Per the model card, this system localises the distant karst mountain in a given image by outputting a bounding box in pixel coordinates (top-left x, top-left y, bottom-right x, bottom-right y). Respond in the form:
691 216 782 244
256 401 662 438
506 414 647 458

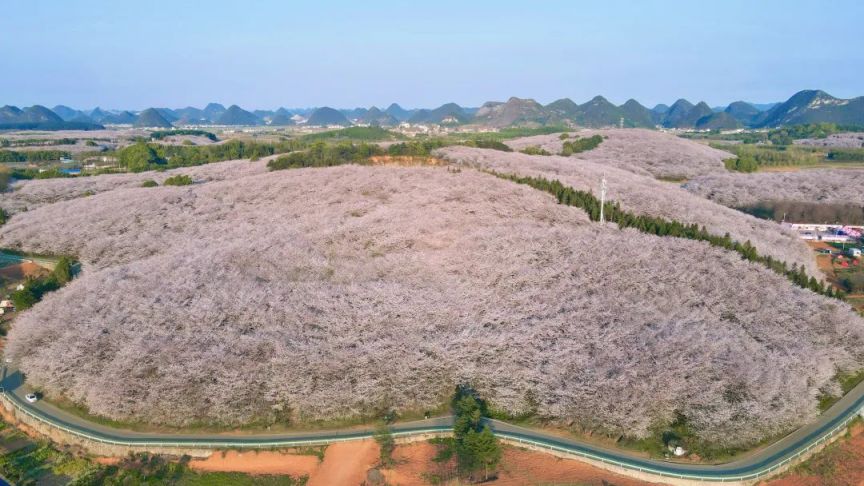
134 108 174 128
88 107 110 122
408 103 468 124
341 107 369 120
5 89 863 133
573 95 625 127
384 103 413 121
357 107 398 126
102 111 137 125
754 90 864 127
0 105 103 130
473 97 548 127
203 103 227 122
545 98 580 122
216 105 261 126
695 111 742 130
52 105 85 121
174 106 209 124
155 108 180 123
307 107 351 126
724 101 762 125
619 99 655 128
268 113 295 126
661 99 696 128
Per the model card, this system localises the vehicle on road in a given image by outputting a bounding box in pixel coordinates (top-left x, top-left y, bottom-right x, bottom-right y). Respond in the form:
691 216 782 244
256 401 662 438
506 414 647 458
25 393 38 403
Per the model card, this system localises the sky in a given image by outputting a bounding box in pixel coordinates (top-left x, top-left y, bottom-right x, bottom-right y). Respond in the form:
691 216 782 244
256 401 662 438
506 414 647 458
2 0 863 110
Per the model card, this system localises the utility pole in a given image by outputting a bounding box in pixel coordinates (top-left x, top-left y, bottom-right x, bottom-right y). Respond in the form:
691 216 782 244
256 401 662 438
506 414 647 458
619 117 624 129
599 176 607 224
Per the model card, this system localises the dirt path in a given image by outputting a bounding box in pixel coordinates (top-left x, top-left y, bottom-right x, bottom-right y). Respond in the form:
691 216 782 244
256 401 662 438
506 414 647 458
307 440 379 486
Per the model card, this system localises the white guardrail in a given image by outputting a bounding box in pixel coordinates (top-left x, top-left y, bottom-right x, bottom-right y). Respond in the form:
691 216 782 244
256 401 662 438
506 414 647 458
2 388 862 483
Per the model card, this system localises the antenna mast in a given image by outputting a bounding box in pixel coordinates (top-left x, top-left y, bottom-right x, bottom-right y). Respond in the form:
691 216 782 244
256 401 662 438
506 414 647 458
599 176 607 224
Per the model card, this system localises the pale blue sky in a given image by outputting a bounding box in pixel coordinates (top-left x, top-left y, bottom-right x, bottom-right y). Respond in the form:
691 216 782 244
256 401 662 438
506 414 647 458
2 0 862 110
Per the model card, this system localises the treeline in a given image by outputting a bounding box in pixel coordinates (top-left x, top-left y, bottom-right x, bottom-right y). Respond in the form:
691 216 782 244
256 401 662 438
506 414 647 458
300 126 401 142
828 149 864 162
117 140 302 172
493 172 842 299
767 123 863 145
267 138 513 172
8 167 72 180
0 150 71 162
472 126 568 141
1 138 77 148
267 141 382 170
717 144 821 171
11 256 75 310
737 201 864 226
560 135 603 155
149 129 218 142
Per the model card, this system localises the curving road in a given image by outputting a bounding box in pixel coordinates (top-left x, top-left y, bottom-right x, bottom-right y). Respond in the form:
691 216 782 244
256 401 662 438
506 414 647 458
2 365 864 483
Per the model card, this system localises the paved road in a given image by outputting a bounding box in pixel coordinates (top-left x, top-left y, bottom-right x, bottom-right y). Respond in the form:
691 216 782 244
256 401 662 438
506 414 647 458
2 364 864 482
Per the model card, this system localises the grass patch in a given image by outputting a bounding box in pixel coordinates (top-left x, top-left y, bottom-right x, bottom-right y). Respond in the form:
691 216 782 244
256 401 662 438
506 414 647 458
43 392 448 434
292 445 327 463
818 369 864 412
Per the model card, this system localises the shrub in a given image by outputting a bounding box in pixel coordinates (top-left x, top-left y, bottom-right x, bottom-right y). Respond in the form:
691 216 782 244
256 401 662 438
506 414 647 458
374 425 396 467
163 175 193 186
519 145 551 156
559 135 603 155
140 180 159 188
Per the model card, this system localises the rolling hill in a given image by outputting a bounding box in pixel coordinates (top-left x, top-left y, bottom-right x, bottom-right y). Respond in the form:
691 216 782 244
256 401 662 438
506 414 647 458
2 160 859 447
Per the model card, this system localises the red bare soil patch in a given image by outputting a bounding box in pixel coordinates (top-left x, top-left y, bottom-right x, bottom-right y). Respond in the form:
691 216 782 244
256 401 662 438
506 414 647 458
762 423 864 486
0 262 49 285
93 456 122 466
307 440 379 486
188 450 319 476
382 442 659 486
